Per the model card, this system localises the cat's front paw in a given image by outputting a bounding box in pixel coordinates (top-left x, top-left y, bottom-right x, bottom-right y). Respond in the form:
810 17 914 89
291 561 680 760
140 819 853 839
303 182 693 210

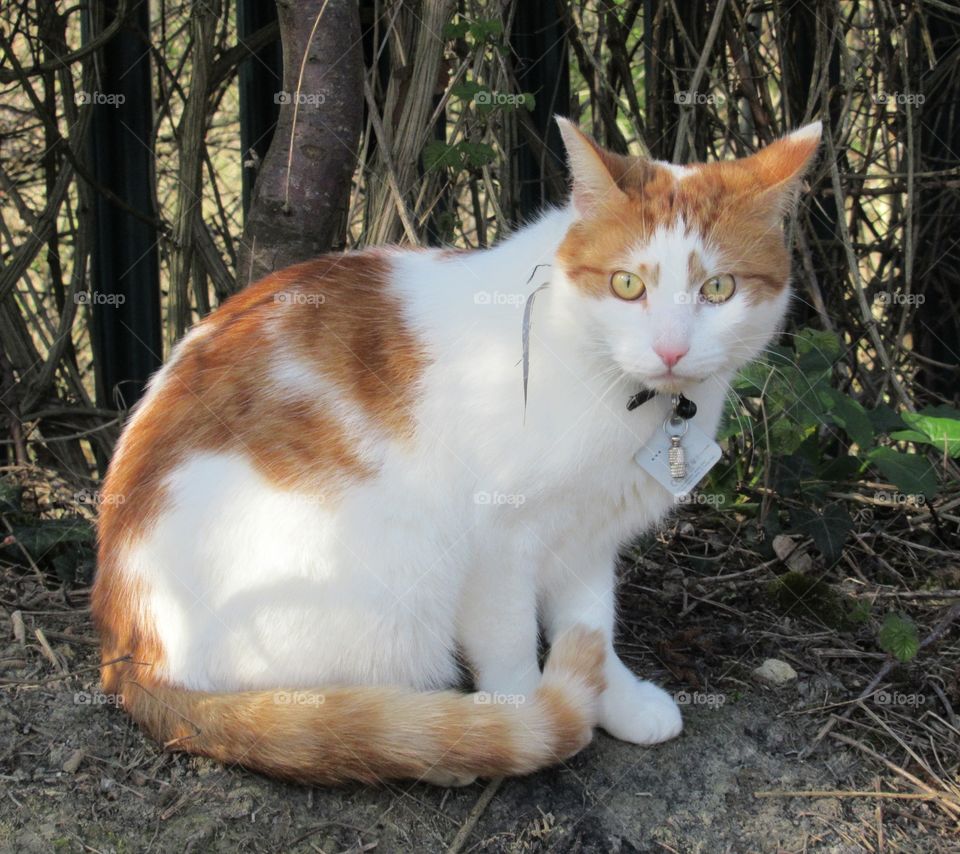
600 676 683 745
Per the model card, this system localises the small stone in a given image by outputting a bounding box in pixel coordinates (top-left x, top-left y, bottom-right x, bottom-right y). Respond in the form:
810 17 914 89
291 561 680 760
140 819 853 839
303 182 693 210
753 658 798 685
62 748 84 774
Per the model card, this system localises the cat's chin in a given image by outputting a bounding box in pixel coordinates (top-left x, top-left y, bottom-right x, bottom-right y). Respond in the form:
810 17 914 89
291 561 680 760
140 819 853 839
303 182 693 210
628 372 703 396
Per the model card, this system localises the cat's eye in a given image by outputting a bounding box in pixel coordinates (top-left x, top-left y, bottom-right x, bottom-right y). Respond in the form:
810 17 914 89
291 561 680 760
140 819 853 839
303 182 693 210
700 274 736 304
610 270 646 301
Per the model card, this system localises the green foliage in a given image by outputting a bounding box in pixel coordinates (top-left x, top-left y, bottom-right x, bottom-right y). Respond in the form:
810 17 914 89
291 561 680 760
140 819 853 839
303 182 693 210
768 572 862 629
0 476 95 586
878 613 920 662
423 139 497 173
706 326 958 563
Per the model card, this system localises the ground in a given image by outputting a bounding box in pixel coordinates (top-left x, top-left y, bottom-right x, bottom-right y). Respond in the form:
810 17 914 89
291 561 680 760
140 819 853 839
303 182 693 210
1 467 958 852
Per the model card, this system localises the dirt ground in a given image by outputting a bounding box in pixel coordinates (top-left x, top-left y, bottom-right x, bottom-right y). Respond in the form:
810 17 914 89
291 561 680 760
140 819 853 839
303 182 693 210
0 612 951 853
1 469 958 853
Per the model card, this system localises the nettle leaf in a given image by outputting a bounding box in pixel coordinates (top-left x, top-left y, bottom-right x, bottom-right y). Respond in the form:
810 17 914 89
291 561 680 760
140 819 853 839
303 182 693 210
790 503 853 563
422 140 496 173
733 361 773 396
822 388 874 447
451 80 482 100
795 328 841 374
468 19 504 42
443 19 471 39
770 418 814 455
901 411 960 458
867 446 938 498
878 613 920 662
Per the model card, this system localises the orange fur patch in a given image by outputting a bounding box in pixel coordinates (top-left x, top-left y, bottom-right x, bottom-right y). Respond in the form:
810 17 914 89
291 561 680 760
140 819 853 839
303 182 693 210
558 131 819 301
93 250 427 715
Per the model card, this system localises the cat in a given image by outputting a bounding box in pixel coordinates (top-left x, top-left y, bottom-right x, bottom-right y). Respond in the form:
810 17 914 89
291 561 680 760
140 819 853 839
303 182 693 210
92 117 821 786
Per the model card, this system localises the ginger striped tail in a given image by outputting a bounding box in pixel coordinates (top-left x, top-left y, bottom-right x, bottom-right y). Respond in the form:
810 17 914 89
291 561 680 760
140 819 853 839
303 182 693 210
109 626 606 786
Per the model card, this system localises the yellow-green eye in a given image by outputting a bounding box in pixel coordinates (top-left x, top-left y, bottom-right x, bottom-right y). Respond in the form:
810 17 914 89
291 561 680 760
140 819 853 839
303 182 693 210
700 274 736 304
611 270 646 301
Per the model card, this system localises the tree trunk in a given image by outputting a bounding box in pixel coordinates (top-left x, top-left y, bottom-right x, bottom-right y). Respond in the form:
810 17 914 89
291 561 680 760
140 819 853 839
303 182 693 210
236 0 363 287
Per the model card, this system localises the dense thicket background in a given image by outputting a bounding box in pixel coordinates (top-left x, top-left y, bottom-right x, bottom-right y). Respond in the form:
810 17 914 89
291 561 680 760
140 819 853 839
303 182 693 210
1 1 960 847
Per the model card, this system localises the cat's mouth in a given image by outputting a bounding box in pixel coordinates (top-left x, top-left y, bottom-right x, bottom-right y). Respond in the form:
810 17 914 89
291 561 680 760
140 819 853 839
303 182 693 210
636 370 702 394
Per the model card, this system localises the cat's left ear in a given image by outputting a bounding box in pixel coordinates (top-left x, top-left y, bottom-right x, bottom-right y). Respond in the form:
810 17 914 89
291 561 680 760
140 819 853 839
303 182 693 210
741 121 823 216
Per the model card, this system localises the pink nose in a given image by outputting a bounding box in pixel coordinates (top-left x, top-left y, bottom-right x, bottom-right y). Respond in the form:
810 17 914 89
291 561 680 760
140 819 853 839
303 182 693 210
654 344 689 369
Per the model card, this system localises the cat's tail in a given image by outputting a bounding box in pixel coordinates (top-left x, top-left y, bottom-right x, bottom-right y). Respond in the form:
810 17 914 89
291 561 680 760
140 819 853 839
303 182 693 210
109 626 606 786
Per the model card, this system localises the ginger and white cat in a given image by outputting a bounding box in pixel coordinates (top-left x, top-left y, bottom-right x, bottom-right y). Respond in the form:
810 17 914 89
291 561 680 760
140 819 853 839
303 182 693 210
92 118 821 785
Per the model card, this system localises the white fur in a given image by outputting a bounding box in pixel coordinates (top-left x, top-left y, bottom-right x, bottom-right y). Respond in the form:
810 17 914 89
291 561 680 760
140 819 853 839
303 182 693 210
120 197 791 745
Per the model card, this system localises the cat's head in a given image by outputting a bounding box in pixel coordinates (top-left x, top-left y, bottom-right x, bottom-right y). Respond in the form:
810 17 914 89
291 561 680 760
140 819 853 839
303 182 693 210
554 118 821 393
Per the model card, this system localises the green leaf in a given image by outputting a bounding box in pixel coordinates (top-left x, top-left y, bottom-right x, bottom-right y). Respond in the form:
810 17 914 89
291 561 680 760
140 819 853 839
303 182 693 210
442 19 470 39
867 446 938 498
733 361 774 396
451 80 482 99
878 613 920 662
520 91 536 112
794 328 841 374
0 477 21 514
422 140 496 173
867 403 907 434
901 411 960 458
822 388 874 447
3 518 94 556
468 19 504 41
790 504 852 563
889 429 933 444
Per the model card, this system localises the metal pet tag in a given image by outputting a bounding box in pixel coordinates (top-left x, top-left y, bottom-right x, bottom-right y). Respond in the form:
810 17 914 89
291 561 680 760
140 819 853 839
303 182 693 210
634 417 722 498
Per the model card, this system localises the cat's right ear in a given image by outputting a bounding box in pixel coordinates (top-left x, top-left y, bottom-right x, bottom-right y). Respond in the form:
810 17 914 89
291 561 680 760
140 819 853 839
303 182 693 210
556 116 627 216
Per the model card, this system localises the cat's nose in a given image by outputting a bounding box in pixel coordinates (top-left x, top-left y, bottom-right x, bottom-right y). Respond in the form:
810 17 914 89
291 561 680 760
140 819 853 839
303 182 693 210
654 343 689 369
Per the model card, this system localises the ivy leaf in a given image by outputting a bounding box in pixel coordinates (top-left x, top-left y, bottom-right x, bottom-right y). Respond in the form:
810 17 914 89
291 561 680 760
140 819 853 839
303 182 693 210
2 518 94 554
878 613 920 662
866 446 938 498
790 503 853 563
822 388 874 447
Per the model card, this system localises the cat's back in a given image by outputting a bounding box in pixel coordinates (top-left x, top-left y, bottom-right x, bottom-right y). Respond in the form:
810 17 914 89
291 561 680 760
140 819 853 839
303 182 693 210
98 248 436 550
